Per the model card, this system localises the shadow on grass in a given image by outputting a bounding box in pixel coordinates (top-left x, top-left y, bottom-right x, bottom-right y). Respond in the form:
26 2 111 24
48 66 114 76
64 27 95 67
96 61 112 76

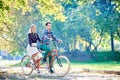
30 74 64 80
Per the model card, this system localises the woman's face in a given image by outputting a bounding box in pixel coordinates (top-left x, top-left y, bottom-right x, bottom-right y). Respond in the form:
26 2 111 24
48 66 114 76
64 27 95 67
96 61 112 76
31 25 36 33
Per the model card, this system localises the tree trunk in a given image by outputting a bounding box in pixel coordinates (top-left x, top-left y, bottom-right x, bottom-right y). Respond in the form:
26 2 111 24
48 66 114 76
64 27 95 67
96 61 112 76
65 43 70 53
110 26 114 52
73 34 77 51
91 29 104 52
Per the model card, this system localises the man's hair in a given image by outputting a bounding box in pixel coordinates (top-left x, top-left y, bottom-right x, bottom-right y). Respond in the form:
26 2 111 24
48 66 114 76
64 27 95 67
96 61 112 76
45 22 51 26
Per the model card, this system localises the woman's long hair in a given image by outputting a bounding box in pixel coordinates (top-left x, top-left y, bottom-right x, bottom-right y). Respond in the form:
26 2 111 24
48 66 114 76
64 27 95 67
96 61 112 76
28 24 36 34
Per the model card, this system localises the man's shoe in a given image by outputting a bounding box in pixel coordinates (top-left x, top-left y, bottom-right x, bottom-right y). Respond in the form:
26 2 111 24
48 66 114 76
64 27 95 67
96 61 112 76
49 68 54 74
43 58 47 62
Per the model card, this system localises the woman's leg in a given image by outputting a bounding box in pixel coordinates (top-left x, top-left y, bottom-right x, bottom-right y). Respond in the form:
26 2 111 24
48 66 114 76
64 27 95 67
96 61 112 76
31 52 38 61
31 52 40 67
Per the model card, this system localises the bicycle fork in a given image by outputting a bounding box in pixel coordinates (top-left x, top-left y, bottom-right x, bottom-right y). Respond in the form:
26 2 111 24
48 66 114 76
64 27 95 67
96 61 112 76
56 57 63 67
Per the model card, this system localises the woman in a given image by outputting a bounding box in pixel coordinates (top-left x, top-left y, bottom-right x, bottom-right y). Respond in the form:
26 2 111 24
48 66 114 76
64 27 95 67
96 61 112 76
26 24 43 67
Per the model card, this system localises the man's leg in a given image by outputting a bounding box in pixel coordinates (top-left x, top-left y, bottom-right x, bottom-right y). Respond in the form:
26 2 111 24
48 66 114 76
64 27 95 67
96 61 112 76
40 44 54 73
40 44 51 62
49 55 54 67
48 55 54 73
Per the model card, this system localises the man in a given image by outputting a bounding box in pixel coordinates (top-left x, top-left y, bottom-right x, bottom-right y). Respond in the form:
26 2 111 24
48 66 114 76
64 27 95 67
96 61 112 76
40 22 62 73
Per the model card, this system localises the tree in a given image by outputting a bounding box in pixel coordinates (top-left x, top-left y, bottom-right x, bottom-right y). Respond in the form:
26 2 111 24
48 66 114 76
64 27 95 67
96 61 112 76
93 0 120 51
0 0 67 54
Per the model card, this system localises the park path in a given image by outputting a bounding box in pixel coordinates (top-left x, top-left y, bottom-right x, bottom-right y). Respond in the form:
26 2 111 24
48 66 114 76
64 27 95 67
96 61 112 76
0 60 120 80
0 67 120 80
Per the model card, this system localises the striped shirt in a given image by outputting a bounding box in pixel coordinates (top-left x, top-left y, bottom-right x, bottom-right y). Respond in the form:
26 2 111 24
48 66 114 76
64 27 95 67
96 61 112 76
41 29 59 45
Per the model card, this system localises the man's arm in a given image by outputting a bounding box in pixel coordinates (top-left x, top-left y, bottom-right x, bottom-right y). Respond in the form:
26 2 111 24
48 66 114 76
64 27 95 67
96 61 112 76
51 31 62 43
42 30 49 39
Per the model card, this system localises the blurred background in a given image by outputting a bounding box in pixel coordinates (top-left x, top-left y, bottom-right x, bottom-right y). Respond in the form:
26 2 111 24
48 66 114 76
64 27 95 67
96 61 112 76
0 0 120 63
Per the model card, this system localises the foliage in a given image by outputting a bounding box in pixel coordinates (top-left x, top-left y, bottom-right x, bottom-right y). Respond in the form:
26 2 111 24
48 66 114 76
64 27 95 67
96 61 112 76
0 0 120 55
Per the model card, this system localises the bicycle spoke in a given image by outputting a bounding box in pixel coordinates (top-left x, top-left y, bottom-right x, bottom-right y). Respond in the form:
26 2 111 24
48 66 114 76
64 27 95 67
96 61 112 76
53 56 70 77
21 55 33 75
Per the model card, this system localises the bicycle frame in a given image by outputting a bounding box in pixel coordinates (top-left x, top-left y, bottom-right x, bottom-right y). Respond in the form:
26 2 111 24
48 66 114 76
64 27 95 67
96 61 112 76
33 40 62 69
52 40 63 67
21 39 70 77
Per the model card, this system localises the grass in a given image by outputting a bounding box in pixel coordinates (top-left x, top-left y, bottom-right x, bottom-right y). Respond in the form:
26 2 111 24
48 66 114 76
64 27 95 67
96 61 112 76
10 62 21 66
71 61 120 71
5 51 120 71
92 51 120 61
9 60 120 71
67 51 120 71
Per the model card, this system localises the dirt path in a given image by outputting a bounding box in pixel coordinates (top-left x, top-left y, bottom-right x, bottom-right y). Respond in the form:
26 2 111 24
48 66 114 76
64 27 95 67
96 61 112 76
0 60 120 80
0 67 120 80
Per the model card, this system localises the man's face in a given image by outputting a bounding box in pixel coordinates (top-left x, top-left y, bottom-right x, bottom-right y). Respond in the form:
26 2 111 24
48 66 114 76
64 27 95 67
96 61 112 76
46 23 51 30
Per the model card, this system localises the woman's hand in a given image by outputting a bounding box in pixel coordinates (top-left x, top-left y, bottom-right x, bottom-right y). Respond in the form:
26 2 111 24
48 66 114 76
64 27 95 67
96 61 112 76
32 43 37 47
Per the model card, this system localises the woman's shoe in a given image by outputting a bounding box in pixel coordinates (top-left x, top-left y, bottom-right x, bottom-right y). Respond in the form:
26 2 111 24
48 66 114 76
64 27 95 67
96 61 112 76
41 58 47 64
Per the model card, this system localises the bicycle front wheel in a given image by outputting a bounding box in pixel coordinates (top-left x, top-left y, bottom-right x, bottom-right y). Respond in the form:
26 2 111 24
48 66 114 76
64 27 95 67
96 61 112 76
21 55 33 75
53 56 70 77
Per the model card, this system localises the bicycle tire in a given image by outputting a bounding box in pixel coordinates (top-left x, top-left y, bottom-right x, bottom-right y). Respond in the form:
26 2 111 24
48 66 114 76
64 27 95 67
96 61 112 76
53 56 70 77
21 55 33 75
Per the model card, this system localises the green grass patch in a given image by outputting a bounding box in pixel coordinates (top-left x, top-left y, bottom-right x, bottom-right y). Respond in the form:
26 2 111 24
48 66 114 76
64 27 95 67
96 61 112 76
7 51 120 71
8 60 120 71
10 62 21 66
71 61 120 71
91 51 120 61
70 51 120 71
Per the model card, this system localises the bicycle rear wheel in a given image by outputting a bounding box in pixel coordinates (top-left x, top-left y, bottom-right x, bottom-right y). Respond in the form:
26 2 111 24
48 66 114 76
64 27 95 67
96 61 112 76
53 56 70 77
21 55 33 75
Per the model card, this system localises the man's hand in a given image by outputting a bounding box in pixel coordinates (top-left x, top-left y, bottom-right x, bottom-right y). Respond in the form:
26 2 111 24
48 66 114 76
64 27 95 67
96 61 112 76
58 39 63 43
47 37 53 41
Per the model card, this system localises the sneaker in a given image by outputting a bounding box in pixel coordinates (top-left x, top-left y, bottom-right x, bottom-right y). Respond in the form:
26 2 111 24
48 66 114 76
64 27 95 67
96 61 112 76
37 69 40 73
43 58 47 62
42 58 47 64
49 68 54 74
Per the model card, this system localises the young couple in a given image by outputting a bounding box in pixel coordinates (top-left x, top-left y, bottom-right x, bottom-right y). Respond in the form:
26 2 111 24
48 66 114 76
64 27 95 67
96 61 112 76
26 22 62 74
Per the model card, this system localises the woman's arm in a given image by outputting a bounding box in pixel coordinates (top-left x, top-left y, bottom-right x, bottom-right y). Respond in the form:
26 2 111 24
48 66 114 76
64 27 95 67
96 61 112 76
28 33 32 46
37 33 42 43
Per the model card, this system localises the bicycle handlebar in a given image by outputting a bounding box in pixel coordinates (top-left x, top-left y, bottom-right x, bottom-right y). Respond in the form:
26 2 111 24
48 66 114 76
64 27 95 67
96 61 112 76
32 37 62 50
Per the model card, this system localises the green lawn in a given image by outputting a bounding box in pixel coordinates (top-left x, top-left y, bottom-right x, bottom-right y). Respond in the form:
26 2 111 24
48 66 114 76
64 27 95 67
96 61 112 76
7 51 120 71
68 51 120 71
71 61 120 71
7 60 120 71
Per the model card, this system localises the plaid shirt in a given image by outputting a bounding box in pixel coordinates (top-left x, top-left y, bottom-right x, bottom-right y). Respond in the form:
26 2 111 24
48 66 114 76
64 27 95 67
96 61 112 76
41 29 59 45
